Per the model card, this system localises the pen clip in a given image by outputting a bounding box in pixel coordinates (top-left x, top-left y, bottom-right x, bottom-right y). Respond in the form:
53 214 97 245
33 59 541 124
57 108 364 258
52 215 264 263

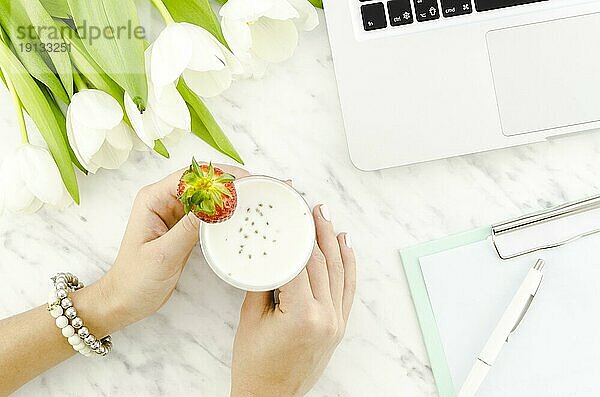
507 261 545 342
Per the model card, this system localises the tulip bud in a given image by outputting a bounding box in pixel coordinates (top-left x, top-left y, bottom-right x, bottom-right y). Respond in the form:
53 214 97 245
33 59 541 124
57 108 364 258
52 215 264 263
66 89 134 174
219 0 319 78
0 144 72 215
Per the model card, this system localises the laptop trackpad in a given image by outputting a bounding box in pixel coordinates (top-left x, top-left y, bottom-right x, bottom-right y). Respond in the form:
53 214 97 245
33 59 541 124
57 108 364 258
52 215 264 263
487 13 600 137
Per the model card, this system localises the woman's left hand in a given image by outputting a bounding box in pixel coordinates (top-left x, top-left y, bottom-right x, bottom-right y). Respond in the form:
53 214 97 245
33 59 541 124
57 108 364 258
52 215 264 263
100 164 250 331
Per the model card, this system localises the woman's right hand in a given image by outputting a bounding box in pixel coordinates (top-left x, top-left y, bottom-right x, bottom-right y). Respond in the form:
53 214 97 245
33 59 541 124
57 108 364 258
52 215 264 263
230 204 356 397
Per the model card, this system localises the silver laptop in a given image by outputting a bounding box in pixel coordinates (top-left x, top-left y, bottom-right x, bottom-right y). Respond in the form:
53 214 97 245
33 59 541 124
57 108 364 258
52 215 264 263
323 0 600 170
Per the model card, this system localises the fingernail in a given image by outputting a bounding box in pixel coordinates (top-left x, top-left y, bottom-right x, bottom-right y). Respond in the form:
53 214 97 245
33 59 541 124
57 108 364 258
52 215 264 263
344 233 353 249
320 204 331 222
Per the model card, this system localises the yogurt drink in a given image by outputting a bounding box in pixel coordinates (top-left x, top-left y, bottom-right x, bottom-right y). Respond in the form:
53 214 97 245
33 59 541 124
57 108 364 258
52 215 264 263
200 176 315 291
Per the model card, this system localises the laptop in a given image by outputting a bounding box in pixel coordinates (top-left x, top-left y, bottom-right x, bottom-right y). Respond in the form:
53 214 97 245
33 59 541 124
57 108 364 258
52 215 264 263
323 0 600 170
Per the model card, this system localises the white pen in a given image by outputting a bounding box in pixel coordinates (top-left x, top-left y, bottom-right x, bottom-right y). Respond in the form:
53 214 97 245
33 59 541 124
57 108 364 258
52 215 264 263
458 259 545 397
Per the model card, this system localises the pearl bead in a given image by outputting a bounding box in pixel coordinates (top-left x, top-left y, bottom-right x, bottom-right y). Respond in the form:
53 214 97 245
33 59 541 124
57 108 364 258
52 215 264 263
49 306 63 319
55 316 68 328
68 335 82 346
73 342 85 351
91 340 101 350
83 350 92 357
56 289 68 300
48 291 59 305
71 276 79 285
84 334 96 345
65 307 77 319
61 325 75 337
56 282 67 291
98 346 107 356
72 317 83 329
60 298 72 309
78 327 89 338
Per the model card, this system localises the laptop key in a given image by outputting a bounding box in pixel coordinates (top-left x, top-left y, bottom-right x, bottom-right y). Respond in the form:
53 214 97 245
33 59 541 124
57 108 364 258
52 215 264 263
474 0 548 12
388 0 414 26
441 0 473 17
414 0 440 22
361 3 387 31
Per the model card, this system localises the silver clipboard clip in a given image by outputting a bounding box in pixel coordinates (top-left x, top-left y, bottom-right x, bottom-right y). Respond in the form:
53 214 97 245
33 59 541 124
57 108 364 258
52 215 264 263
491 195 600 260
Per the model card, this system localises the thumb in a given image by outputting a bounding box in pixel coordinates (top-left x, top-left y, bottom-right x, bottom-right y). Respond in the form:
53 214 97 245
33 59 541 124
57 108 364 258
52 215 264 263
156 212 201 261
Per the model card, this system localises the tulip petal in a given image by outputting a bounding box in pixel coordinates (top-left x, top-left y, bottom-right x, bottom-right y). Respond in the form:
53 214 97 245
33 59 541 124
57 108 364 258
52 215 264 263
250 18 298 63
219 0 274 22
222 17 253 56
125 93 156 148
161 129 185 148
183 68 233 98
66 107 96 173
73 125 107 162
69 89 123 130
144 110 175 140
149 82 191 131
287 0 319 31
0 152 37 212
89 139 131 170
52 189 73 210
181 23 228 72
264 0 300 20
18 145 65 206
151 23 193 92
105 122 134 152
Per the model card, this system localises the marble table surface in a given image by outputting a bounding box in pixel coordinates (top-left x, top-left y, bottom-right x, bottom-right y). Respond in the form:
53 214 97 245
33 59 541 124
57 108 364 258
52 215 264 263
3 6 600 397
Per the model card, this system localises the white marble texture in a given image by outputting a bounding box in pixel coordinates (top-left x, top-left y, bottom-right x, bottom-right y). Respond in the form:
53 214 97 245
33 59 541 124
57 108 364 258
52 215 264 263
2 6 600 397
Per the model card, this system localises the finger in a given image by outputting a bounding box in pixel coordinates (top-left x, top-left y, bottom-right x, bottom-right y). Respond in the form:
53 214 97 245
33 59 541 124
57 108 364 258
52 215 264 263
305 244 332 302
277 268 314 311
153 212 200 264
338 233 356 323
242 291 274 317
314 205 344 316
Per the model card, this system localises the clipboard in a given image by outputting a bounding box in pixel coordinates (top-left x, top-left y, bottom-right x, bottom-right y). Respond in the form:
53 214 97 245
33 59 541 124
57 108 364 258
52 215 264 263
400 195 600 397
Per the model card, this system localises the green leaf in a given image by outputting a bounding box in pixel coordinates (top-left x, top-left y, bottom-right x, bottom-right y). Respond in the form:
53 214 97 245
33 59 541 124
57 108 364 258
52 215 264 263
22 0 74 98
0 39 79 203
66 0 148 110
39 83 87 173
40 0 71 18
308 0 323 9
0 1 70 103
178 80 244 165
161 0 227 47
153 139 170 158
59 28 123 100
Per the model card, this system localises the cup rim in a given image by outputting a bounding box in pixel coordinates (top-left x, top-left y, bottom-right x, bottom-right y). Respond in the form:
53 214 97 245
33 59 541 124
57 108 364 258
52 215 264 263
200 175 316 292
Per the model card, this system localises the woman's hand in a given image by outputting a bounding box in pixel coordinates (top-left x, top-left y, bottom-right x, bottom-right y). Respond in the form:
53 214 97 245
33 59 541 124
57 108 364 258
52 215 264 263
100 164 250 331
230 205 356 397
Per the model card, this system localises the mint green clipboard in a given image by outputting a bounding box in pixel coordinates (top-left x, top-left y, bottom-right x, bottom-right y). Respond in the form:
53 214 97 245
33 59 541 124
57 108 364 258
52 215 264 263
400 226 492 397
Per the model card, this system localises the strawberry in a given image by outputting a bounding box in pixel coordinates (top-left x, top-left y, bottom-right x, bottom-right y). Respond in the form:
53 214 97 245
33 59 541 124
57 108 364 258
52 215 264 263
177 159 237 224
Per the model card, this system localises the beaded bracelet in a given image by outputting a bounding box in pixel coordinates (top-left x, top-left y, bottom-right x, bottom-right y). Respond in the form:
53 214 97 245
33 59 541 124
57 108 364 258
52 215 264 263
47 273 113 357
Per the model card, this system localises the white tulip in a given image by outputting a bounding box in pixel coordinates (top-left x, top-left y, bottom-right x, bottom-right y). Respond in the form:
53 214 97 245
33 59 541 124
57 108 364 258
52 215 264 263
125 46 192 149
220 0 319 78
66 89 134 174
0 144 72 215
150 22 243 99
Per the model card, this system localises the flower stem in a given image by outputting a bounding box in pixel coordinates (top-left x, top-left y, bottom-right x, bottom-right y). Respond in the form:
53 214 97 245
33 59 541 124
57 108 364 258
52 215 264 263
149 0 175 24
73 71 88 92
1 66 29 144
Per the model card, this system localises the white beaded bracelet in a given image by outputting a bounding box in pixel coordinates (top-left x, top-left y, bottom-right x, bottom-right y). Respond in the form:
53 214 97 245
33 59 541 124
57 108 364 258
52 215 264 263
47 273 113 357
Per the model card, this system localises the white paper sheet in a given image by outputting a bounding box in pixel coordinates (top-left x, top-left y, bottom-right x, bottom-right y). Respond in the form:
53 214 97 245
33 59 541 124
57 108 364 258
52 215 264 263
420 233 600 396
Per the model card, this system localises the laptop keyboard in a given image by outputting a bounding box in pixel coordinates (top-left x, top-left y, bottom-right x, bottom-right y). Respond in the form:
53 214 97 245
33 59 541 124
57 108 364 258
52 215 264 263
360 0 549 31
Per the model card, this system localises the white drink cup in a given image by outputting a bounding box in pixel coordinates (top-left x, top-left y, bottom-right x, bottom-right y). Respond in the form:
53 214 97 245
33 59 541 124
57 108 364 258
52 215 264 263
200 176 316 291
